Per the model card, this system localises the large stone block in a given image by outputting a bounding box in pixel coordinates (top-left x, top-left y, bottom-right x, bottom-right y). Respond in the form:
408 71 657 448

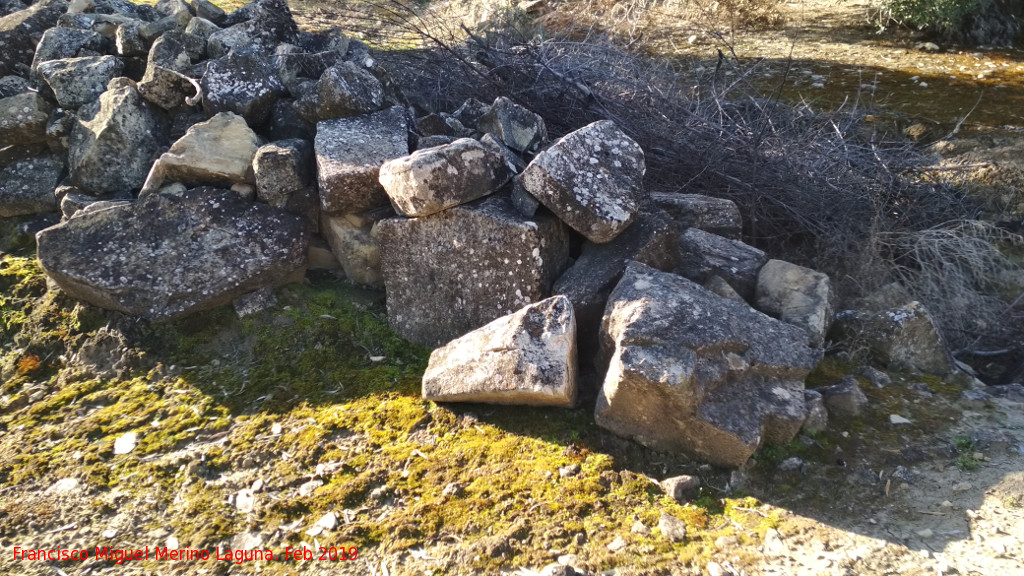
423 295 577 407
517 120 645 243
37 187 308 320
831 302 955 375
142 112 258 192
375 195 570 347
315 106 408 214
596 262 822 468
0 154 62 217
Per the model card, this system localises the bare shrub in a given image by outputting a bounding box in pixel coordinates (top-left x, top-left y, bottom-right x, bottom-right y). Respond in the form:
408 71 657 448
362 0 1023 360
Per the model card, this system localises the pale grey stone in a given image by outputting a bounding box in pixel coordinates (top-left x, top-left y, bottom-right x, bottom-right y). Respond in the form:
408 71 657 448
832 302 955 375
0 154 62 217
816 375 868 418
38 56 125 109
422 295 577 407
477 96 546 153
802 389 828 433
649 192 743 239
660 475 700 503
0 91 52 145
658 512 687 543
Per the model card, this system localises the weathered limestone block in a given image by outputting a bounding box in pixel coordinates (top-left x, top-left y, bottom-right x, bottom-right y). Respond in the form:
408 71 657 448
379 137 509 217
0 0 68 77
676 227 767 301
0 91 52 145
596 262 822 468
831 302 955 375
200 46 284 125
755 259 834 347
649 192 742 239
517 120 645 243
142 112 258 192
315 106 408 214
374 195 570 347
38 55 125 109
422 295 577 407
36 187 308 320
253 138 312 208
68 84 166 194
477 96 546 154
316 61 383 120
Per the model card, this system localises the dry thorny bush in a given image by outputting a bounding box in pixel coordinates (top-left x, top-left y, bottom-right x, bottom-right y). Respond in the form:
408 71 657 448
344 0 1024 374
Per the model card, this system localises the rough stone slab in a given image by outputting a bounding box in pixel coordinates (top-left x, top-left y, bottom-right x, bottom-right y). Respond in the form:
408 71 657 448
801 389 828 433
38 55 125 109
596 262 822 468
375 195 571 347
477 96 547 154
832 302 955 375
517 120 645 243
422 295 577 407
315 106 408 214
379 137 509 217
756 259 834 347
649 192 743 239
68 84 166 194
0 0 68 77
36 187 308 320
205 22 248 60
200 46 284 126
676 227 767 301
0 154 62 217
0 91 52 145
319 208 390 288
815 375 868 418
30 27 107 78
144 112 258 192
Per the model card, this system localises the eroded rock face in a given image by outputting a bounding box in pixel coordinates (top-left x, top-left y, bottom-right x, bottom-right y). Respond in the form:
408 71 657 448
315 106 408 214
596 262 822 468
517 120 645 244
832 302 955 375
379 137 510 217
422 295 577 407
253 138 312 208
36 187 308 320
375 195 571 347
756 259 834 347
676 227 767 301
0 154 62 217
68 84 166 194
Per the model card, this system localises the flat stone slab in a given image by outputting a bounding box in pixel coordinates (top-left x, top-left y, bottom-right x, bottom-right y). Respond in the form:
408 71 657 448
422 295 577 407
37 187 308 320
374 195 570 347
596 262 822 468
649 192 742 239
517 120 645 243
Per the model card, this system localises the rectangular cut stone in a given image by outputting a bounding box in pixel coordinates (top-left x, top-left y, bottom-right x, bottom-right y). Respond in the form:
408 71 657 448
676 227 767 301
374 195 570 347
315 106 408 214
